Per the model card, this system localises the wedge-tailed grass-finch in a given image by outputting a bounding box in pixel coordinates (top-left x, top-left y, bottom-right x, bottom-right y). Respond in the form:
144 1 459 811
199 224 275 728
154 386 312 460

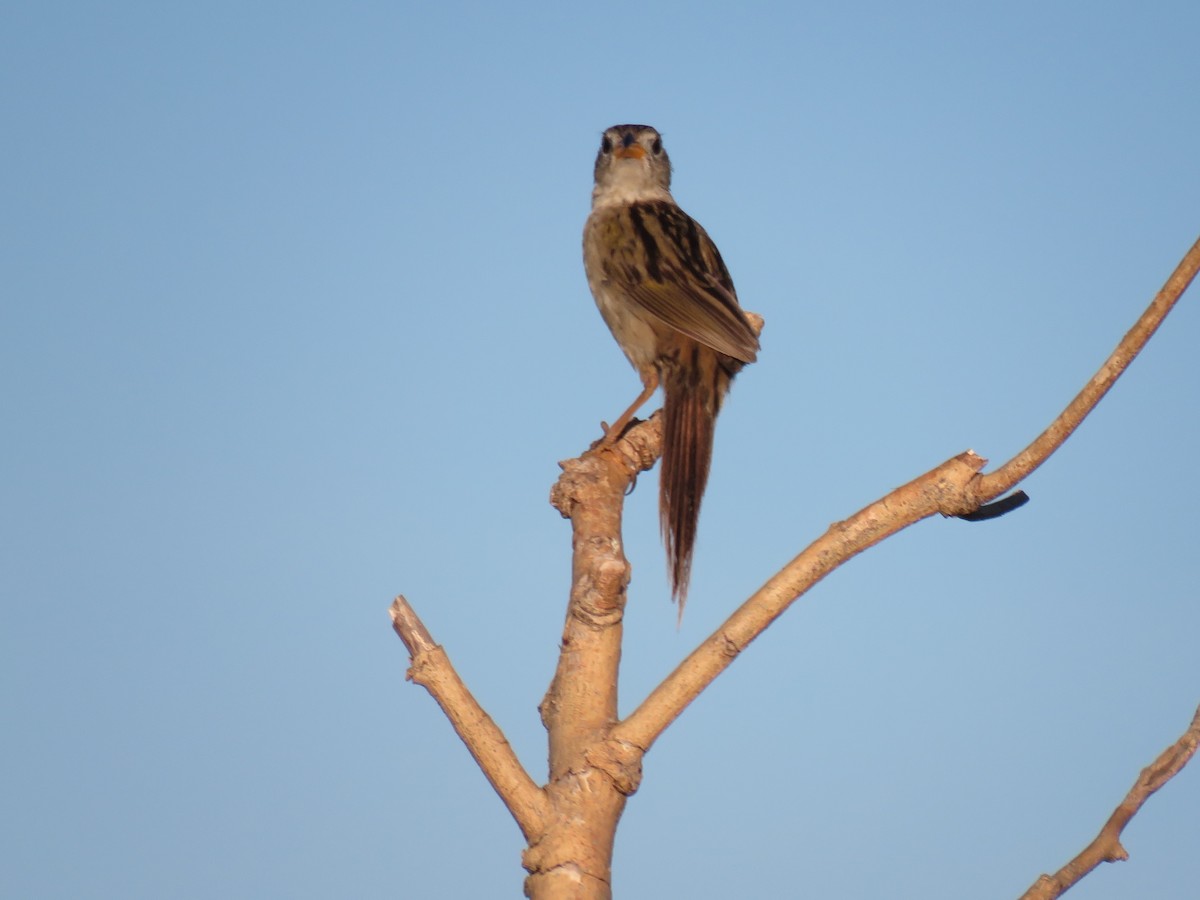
583 124 758 614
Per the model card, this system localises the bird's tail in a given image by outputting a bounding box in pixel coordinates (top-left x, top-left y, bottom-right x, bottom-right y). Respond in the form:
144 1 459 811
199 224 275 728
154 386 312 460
660 350 732 617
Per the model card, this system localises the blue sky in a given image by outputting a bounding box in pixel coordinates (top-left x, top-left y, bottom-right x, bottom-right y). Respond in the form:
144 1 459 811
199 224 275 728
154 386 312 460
3 2 1198 897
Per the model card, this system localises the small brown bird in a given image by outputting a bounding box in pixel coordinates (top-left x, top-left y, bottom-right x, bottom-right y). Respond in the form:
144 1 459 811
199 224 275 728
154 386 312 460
582 124 759 612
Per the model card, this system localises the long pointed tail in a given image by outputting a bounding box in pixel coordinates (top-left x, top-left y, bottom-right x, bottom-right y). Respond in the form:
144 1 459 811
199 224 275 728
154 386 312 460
660 352 729 615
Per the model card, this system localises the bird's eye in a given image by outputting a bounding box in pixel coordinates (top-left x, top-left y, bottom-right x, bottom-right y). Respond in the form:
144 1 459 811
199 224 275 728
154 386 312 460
601 135 613 154
651 137 663 155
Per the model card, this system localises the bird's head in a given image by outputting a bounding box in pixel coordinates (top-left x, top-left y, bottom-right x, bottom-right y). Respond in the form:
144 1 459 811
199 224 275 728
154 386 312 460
592 124 673 204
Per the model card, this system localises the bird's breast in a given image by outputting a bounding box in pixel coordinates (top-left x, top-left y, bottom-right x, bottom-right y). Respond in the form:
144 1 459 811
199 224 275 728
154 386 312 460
587 278 661 375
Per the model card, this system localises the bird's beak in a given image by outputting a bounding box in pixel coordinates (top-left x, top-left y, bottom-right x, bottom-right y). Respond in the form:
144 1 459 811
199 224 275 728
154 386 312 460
614 144 646 160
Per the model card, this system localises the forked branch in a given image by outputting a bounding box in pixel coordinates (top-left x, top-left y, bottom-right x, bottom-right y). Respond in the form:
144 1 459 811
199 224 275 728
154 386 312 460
391 234 1199 899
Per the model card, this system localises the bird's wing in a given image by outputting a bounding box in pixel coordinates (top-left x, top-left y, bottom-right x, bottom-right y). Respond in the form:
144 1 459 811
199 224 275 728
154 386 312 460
596 201 759 363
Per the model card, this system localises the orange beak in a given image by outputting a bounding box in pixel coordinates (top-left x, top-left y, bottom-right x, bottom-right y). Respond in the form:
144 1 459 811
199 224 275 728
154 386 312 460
614 144 646 160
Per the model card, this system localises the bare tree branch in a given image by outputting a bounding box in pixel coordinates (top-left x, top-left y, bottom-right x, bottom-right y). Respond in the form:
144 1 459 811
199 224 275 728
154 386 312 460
615 234 1200 752
389 597 548 840
389 593 436 656
613 449 988 749
1018 703 1200 900
971 234 1200 504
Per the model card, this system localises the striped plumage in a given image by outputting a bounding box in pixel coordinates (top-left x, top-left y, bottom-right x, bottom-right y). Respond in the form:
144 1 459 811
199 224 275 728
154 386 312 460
582 124 758 614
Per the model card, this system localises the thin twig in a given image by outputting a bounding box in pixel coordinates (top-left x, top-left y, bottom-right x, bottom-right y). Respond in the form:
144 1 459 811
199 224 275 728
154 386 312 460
971 235 1200 504
1018 703 1200 900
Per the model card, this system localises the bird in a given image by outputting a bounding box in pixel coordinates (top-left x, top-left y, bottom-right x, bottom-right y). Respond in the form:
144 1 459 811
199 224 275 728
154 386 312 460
582 124 759 614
